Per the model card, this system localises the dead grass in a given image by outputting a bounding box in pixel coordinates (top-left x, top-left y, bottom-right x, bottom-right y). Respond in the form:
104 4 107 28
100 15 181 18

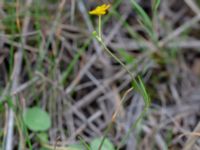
0 0 200 149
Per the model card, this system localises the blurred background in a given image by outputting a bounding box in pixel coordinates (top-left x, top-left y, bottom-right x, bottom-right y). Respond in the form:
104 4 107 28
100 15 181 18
0 0 200 150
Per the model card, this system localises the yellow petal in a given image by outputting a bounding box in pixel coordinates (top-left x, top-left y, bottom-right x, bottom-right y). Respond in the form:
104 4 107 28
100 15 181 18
89 4 111 16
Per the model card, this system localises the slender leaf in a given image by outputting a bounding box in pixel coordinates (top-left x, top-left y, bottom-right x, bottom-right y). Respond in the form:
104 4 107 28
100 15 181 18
152 0 161 14
130 0 152 32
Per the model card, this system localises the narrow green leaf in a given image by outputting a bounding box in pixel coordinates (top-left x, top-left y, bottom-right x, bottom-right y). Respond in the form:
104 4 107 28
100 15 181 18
0 100 4 112
130 0 152 32
131 76 150 106
152 0 161 14
117 48 135 64
138 77 150 106
78 136 90 150
6 96 14 109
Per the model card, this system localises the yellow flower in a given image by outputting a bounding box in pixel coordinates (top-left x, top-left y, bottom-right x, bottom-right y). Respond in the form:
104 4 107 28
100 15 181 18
89 4 111 16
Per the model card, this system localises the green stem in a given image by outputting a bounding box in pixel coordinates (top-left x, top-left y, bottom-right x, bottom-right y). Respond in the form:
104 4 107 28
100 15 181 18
96 15 143 150
95 14 149 150
99 40 134 81
97 39 136 150
98 15 102 39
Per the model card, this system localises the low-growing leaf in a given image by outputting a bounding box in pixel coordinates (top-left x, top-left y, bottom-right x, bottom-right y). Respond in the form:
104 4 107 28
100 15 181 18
90 137 115 150
23 107 51 131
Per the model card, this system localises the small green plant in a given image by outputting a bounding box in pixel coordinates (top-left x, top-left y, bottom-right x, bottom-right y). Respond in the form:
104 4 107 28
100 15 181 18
23 107 51 131
90 137 115 150
89 2 151 150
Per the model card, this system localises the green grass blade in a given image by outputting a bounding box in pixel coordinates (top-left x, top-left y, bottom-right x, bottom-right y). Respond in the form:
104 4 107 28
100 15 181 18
130 0 152 32
152 0 161 14
137 76 150 106
116 76 150 149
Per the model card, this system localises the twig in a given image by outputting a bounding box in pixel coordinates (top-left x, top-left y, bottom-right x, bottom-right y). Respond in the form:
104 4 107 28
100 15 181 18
159 14 200 46
183 122 200 150
4 0 32 149
184 0 200 15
